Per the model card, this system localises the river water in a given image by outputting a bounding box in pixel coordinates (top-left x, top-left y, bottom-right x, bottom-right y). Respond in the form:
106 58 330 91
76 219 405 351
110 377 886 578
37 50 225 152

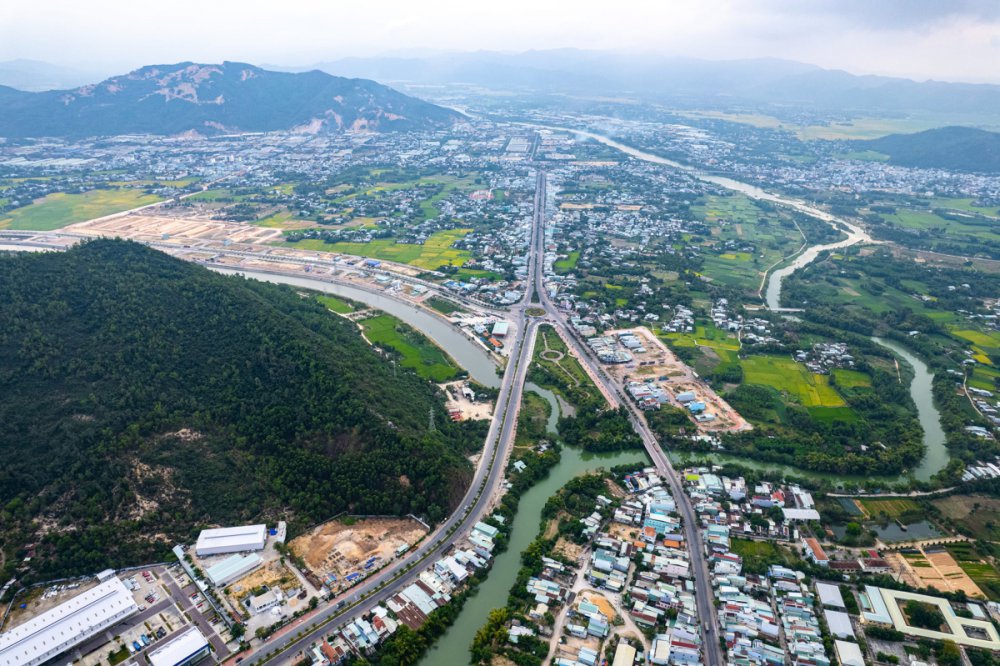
871 337 948 481
561 129 871 309
418 444 649 665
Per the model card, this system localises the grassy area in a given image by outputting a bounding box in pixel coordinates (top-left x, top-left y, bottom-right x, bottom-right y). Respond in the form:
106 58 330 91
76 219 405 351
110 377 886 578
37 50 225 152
531 324 601 407
832 368 873 388
425 296 465 316
554 251 580 274
729 538 801 574
316 295 355 314
359 313 459 382
516 391 552 445
0 189 162 231
290 228 473 270
741 355 846 407
933 495 1000 541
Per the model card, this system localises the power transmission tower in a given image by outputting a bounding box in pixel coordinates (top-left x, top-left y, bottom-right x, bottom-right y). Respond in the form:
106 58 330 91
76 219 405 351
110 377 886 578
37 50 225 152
428 408 435 432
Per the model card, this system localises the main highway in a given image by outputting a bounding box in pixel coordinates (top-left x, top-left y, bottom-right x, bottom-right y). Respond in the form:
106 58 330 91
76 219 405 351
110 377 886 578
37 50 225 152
2 165 721 666
530 171 723 666
226 177 547 665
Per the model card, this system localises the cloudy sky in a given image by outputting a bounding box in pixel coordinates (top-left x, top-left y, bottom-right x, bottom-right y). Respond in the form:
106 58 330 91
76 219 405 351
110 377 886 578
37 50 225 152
2 0 999 83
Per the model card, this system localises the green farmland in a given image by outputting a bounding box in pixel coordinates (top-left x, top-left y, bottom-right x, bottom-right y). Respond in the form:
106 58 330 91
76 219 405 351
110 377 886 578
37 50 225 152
741 356 846 407
359 313 459 382
0 189 162 231
287 228 473 270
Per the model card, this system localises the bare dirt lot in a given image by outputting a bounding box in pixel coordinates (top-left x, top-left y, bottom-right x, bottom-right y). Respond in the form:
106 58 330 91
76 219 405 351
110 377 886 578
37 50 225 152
886 548 984 598
67 212 282 245
224 559 298 602
290 517 426 589
443 380 494 421
605 327 751 433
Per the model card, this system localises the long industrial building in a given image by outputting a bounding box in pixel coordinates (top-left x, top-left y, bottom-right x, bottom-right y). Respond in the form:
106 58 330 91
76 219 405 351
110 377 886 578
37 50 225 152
0 577 139 666
206 553 263 587
148 626 210 666
195 524 267 556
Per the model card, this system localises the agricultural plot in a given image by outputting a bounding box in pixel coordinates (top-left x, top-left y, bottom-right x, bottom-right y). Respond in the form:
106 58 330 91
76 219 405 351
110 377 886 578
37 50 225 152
933 495 1000 542
360 313 459 382
741 355 846 408
0 188 162 231
692 193 804 291
832 368 872 389
946 542 1000 600
873 206 1000 256
859 498 922 520
314 228 473 270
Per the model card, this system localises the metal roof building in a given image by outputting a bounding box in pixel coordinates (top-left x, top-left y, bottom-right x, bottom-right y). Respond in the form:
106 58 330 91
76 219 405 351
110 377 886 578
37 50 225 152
0 578 139 666
195 524 266 556
148 626 210 666
206 554 263 587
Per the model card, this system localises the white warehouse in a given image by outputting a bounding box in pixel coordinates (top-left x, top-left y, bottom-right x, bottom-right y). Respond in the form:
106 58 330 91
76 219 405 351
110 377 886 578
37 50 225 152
195 524 267 556
0 578 139 666
148 626 210 666
206 554 263 587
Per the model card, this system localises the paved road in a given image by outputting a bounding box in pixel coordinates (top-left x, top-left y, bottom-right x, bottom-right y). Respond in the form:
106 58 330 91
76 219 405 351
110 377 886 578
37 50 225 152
231 173 547 665
162 572 230 657
530 171 723 666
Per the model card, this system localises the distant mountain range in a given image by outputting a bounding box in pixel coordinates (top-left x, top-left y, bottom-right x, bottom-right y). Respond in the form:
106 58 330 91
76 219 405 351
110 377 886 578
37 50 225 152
0 62 461 138
301 49 1000 116
860 126 1000 173
0 59 105 92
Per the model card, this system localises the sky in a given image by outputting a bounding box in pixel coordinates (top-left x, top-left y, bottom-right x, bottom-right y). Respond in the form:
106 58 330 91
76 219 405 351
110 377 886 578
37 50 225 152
2 0 999 83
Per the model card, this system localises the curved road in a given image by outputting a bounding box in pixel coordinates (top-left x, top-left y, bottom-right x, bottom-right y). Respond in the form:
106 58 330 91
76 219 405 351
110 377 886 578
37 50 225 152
230 177 547 665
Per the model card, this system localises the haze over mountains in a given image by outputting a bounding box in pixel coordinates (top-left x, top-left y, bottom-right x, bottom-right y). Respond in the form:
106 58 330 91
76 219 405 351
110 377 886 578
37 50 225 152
0 61 461 138
302 49 1000 116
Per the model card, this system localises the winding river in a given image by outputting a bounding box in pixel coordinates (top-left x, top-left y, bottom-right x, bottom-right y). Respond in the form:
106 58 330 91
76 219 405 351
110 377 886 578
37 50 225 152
557 129 872 309
207 267 649 665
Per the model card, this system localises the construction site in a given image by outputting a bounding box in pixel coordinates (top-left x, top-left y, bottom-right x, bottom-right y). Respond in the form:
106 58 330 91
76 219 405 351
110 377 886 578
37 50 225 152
603 327 751 433
289 517 427 592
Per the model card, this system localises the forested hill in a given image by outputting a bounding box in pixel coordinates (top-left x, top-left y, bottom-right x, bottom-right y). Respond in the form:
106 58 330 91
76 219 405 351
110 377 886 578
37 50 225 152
0 240 482 580
859 126 1000 173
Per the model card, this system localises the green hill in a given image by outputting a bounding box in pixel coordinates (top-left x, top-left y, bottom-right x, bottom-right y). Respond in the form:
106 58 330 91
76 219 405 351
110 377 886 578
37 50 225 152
0 240 481 580
860 126 1000 173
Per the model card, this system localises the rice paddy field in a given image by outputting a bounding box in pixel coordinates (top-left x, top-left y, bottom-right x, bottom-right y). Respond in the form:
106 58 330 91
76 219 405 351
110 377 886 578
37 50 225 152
359 313 459 382
859 498 922 520
287 228 473 270
691 194 804 292
0 188 162 231
871 206 1000 256
740 355 846 408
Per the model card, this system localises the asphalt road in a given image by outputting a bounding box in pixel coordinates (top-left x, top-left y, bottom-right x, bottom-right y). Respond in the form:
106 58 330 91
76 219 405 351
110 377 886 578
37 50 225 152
236 175 547 666
530 171 723 666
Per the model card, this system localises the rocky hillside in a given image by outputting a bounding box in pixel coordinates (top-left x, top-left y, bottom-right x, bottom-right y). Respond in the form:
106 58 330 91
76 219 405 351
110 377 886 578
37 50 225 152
0 61 461 138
